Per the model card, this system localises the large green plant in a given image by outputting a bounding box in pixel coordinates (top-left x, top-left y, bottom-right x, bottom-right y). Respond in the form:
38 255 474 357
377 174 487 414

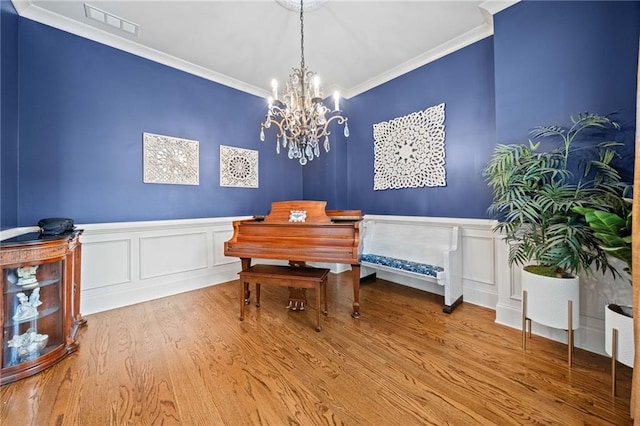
483 113 628 278
573 206 632 276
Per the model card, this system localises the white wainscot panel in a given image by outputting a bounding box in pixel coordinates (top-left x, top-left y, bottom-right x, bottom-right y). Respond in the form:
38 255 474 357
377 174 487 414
140 232 208 279
82 239 131 290
213 229 237 266
462 235 495 285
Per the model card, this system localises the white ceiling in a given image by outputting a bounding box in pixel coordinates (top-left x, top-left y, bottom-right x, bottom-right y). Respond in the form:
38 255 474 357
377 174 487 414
12 0 517 99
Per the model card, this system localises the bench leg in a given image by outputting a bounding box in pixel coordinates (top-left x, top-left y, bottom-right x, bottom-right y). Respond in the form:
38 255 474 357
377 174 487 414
315 283 321 332
443 295 464 314
239 280 245 321
256 283 261 307
323 280 328 315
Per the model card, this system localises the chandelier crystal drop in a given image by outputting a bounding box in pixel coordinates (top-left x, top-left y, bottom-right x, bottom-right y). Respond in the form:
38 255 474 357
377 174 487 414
260 0 349 166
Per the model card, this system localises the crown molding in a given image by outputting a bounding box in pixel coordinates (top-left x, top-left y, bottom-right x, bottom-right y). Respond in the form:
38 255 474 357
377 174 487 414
11 0 271 99
479 0 520 17
343 1 520 99
343 23 493 99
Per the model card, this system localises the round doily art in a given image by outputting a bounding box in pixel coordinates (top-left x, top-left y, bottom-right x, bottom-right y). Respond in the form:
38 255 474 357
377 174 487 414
372 103 446 190
220 145 258 188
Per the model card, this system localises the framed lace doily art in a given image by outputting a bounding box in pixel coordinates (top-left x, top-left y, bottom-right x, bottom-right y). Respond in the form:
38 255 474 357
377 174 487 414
220 145 259 188
143 133 199 185
372 103 446 190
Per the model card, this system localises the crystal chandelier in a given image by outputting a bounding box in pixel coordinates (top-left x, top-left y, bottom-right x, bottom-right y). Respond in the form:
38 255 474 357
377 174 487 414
259 0 349 166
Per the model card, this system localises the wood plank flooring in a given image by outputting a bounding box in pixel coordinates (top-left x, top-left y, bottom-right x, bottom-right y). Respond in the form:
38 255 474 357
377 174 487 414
0 272 633 425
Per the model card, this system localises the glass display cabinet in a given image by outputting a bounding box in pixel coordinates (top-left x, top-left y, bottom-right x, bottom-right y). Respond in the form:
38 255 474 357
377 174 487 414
1 230 84 385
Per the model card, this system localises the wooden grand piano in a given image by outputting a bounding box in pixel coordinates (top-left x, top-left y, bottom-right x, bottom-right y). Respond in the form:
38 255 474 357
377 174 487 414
224 200 363 317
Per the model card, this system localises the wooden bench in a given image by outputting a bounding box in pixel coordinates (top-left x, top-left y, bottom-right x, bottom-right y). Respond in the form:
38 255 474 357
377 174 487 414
238 264 330 331
359 215 463 313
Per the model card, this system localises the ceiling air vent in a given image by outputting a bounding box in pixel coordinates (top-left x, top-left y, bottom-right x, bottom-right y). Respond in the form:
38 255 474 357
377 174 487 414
84 3 139 36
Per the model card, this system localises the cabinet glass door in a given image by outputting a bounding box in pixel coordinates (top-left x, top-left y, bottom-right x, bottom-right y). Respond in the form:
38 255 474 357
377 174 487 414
2 260 64 368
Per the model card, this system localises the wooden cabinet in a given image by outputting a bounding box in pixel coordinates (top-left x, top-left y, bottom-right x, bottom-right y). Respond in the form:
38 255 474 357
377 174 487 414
1 230 85 385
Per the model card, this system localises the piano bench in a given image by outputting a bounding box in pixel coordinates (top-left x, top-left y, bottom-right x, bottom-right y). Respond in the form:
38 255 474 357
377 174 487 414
238 264 330 331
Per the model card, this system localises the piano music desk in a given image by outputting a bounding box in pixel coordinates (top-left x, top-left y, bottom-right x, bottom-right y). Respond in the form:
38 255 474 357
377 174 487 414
238 264 330 331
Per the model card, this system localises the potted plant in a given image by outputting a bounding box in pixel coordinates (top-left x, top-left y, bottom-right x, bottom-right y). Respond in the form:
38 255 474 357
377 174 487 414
483 112 628 363
574 202 633 387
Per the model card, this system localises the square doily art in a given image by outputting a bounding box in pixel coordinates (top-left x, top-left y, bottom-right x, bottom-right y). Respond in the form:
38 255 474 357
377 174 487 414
143 133 199 185
372 103 446 190
220 145 259 188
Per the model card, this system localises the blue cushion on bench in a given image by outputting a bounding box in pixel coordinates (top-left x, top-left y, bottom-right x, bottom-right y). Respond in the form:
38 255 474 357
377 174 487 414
359 254 444 278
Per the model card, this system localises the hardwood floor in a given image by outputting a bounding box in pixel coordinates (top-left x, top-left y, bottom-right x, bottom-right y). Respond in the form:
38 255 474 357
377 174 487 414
0 272 633 425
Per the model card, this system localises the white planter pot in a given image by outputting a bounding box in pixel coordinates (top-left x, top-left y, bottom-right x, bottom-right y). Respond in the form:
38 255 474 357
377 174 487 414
521 269 580 330
605 304 634 368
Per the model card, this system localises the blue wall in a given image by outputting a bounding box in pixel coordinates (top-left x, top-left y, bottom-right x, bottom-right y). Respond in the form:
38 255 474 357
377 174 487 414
17 20 302 225
343 0 639 218
0 0 19 229
345 36 497 218
4 1 640 226
494 1 639 182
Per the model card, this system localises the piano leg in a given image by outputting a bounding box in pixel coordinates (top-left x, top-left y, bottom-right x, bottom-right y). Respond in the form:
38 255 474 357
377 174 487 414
239 279 245 321
241 258 252 304
351 264 361 318
244 282 251 305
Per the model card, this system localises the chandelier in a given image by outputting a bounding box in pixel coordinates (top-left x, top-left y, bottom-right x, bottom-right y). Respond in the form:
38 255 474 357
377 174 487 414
259 0 349 166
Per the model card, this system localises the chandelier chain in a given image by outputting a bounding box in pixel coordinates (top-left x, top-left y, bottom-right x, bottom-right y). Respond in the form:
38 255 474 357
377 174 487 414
300 0 305 70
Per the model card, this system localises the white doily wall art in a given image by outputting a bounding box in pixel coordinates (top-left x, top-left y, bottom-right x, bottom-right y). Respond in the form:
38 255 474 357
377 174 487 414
220 145 259 188
143 133 199 185
372 103 446 190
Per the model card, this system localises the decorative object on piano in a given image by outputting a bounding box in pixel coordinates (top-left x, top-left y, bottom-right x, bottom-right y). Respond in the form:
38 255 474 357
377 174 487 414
143 132 199 185
7 328 49 363
16 265 39 288
373 103 446 190
12 289 42 322
259 0 349 166
219 145 259 188
288 210 307 223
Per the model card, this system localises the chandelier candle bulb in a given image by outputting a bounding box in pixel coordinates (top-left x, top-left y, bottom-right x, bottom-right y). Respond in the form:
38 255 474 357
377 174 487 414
271 79 278 100
313 76 320 98
333 92 340 111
